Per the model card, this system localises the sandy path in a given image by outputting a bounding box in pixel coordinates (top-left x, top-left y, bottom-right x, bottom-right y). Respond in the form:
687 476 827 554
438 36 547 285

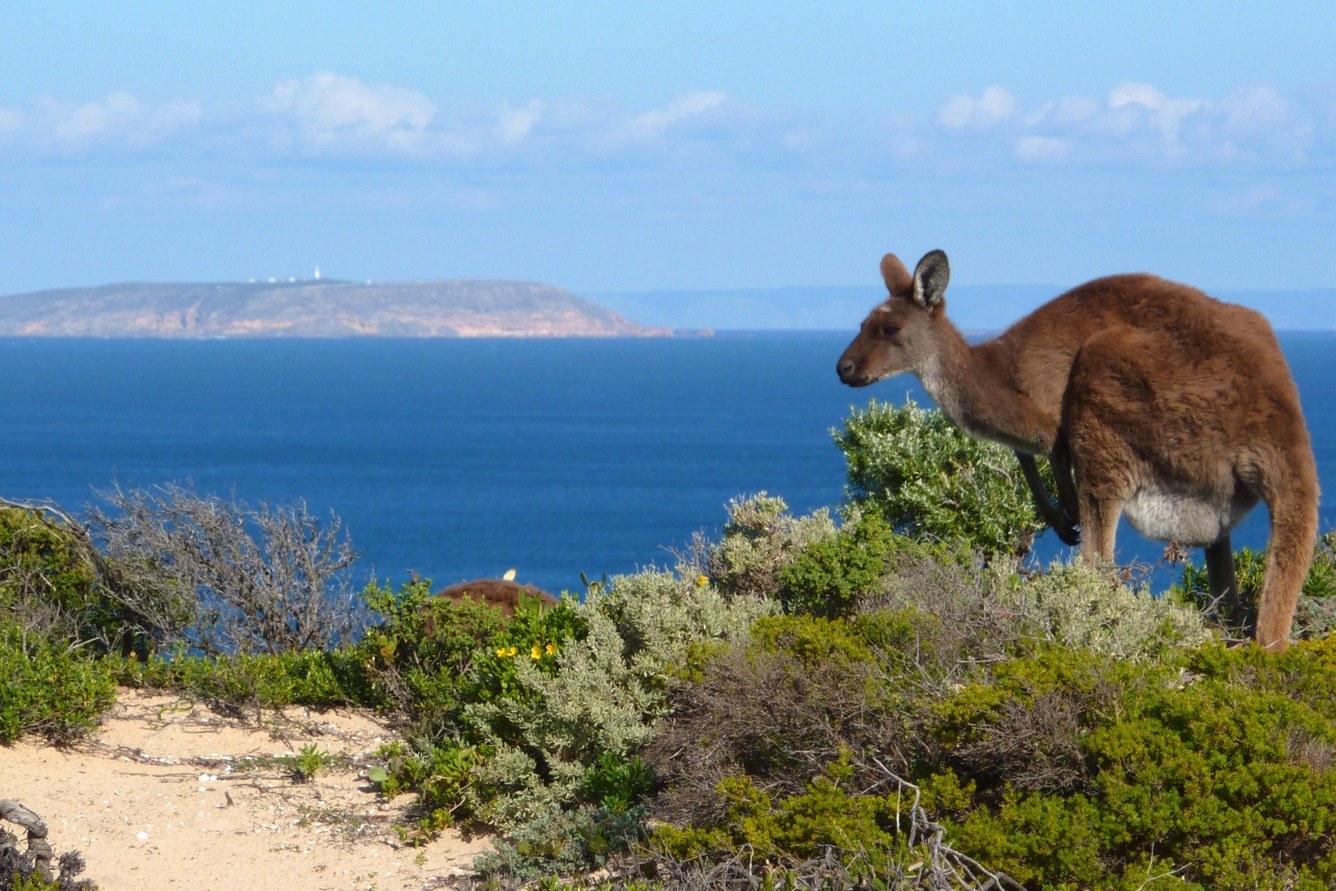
1 689 491 890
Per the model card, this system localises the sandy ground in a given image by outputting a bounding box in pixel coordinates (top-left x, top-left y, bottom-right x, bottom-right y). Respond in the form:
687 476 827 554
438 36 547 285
1 689 492 890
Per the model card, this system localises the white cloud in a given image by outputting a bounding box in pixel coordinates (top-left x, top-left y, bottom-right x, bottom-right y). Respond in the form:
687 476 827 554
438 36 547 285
496 102 542 146
260 72 436 154
6 92 202 154
627 91 729 139
937 85 1018 130
937 81 1315 169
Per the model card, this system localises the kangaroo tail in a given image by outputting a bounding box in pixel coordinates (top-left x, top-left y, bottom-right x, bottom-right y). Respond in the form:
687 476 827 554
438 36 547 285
1257 458 1320 652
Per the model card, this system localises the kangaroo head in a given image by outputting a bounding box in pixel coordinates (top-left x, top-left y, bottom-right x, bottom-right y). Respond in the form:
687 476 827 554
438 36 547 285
837 249 950 387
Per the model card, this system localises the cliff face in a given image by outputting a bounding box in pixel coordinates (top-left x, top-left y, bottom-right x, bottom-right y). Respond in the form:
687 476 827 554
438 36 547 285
0 279 670 338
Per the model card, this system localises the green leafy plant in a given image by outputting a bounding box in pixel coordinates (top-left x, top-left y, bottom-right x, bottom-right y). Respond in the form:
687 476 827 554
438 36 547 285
931 640 1336 890
777 508 897 617
683 492 837 599
0 505 156 657
0 623 117 743
834 398 1054 556
286 743 331 783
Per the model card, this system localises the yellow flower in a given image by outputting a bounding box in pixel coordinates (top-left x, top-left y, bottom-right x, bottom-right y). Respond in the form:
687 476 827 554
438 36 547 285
495 646 507 657
545 643 558 656
496 646 518 658
530 644 544 660
508 646 519 657
694 575 709 587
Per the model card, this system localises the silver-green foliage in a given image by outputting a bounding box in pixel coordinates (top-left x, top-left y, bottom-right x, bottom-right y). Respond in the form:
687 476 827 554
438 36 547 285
875 549 1212 665
461 569 778 832
994 560 1213 659
835 398 1047 556
688 493 838 599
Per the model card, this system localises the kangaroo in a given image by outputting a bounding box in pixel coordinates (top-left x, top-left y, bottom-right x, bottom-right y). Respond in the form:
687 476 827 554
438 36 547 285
837 249 1319 651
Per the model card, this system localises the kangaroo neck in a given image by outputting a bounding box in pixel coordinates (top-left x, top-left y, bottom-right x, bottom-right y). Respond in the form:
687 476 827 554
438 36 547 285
916 323 979 423
914 324 1048 454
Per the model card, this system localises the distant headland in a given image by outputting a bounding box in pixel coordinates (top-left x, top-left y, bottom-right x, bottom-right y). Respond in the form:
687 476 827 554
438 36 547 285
0 279 673 338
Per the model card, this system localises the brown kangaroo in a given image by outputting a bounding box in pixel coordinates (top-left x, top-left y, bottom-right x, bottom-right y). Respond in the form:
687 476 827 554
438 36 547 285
433 578 557 616
837 249 1319 651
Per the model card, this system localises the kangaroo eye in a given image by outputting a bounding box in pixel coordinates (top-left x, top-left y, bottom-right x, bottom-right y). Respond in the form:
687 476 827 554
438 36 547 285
881 324 901 339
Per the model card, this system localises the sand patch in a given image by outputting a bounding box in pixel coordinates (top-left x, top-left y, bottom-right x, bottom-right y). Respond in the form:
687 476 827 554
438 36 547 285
2 689 490 890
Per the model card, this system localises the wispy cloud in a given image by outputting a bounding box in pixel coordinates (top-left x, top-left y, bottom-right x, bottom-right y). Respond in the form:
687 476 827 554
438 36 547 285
936 81 1314 168
0 92 201 155
259 71 437 155
938 85 1018 130
627 90 728 139
1 73 1328 185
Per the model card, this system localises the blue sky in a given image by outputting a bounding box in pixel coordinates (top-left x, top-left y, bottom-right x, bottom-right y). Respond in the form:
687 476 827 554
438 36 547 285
2 2 1334 297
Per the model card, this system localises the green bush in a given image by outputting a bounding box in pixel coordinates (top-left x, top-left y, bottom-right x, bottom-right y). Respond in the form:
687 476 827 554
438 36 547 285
686 493 837 599
0 623 117 743
777 508 897 617
928 641 1336 890
1173 532 1336 639
355 578 519 734
456 570 774 833
997 560 1213 660
646 611 920 830
119 646 366 710
834 398 1052 556
0 507 138 656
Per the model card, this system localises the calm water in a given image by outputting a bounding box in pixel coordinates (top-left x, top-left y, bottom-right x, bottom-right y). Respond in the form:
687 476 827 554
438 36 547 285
1 332 1332 595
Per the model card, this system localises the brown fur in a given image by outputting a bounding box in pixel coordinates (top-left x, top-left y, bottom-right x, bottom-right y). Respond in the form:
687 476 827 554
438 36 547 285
837 249 1319 651
432 578 557 616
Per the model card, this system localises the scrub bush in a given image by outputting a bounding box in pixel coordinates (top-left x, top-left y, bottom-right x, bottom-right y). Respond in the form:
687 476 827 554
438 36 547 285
0 623 116 743
834 398 1054 557
777 508 899 617
0 505 158 657
455 570 774 833
684 493 837 599
931 640 1336 890
1173 532 1336 640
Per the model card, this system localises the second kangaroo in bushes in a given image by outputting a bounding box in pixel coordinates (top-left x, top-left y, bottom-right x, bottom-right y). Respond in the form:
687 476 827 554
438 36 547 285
837 249 1318 652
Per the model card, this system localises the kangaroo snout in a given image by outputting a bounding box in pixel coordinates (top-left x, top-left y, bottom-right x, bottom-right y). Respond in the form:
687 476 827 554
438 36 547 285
837 356 870 386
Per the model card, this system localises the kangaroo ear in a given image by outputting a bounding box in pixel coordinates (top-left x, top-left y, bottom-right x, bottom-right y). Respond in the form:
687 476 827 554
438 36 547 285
880 254 912 296
911 249 950 308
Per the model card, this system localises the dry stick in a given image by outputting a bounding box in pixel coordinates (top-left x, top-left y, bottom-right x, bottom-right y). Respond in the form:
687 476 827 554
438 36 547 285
0 799 54 882
868 756 1028 891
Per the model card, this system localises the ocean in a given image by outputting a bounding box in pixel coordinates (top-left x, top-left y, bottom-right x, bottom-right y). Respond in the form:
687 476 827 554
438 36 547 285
1 331 1332 597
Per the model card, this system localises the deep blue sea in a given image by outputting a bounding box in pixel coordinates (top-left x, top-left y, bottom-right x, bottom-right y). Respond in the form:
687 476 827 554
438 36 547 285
1 331 1332 596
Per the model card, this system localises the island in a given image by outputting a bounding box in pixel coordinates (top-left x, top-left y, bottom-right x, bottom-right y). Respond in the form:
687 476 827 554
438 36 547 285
0 279 672 338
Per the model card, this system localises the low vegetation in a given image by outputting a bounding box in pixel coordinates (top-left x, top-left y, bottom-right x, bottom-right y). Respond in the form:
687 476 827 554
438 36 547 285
2 398 1334 890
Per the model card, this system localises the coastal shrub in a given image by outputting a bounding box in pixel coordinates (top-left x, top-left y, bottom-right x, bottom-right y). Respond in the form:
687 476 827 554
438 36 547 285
997 560 1213 659
866 547 1212 672
683 493 837 599
834 398 1051 556
646 611 920 830
1173 531 1336 639
928 640 1336 890
777 508 897 617
473 804 646 884
118 646 365 711
0 623 117 743
0 505 154 657
85 482 362 655
354 577 512 738
457 570 774 833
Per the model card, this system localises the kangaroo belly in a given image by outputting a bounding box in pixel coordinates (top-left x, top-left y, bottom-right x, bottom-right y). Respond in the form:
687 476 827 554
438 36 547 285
1123 483 1258 546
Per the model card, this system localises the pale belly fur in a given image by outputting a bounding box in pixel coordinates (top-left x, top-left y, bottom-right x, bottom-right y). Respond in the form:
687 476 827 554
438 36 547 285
1123 483 1258 547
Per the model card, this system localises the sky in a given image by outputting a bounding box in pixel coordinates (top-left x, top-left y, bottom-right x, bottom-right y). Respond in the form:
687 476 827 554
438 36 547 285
2 2 1335 298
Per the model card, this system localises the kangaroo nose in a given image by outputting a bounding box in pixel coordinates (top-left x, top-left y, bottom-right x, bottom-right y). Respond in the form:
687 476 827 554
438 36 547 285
837 359 855 380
